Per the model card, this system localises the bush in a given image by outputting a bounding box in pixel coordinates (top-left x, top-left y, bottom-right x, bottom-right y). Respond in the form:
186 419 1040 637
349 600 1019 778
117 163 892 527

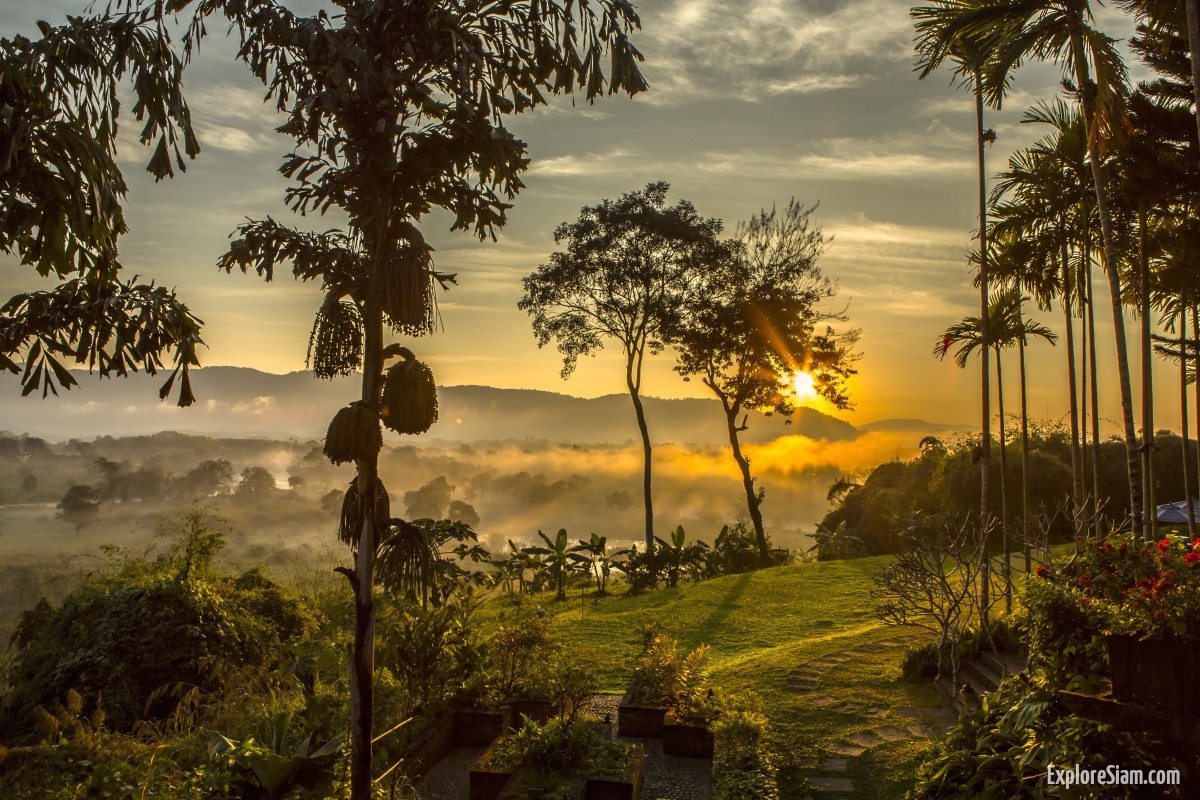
0 519 315 740
712 706 779 800
900 643 942 682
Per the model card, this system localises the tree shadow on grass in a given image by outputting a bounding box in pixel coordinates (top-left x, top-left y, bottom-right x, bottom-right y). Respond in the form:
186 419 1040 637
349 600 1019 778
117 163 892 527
697 571 755 640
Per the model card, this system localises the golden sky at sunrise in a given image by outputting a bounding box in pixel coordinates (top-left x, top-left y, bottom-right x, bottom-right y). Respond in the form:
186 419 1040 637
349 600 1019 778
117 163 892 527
2 0 1180 432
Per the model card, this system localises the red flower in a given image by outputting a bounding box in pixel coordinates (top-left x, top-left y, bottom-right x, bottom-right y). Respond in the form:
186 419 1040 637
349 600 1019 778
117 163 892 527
1186 552 1200 564
1118 543 1128 556
1035 566 1050 579
1157 538 1171 554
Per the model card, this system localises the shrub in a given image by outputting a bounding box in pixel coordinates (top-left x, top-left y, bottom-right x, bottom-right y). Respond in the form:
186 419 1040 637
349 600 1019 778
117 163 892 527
712 706 779 800
0 519 315 740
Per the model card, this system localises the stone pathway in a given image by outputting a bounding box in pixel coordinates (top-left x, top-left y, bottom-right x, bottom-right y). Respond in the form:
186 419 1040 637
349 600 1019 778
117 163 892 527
415 694 711 800
783 635 957 795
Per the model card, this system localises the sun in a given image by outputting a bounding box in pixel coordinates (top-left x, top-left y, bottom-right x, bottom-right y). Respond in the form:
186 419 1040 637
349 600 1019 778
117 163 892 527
790 371 818 402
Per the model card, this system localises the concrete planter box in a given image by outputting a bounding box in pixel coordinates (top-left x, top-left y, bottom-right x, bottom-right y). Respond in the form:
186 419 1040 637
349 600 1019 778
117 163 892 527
617 690 668 738
585 743 644 800
661 710 713 758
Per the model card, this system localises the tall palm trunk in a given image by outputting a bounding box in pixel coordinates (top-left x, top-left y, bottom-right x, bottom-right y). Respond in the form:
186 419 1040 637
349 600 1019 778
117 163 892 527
974 67 993 631
1063 241 1084 532
1181 303 1195 535
1085 224 1103 537
1138 204 1155 539
349 216 388 800
996 348 1011 612
1067 17 1142 535
625 346 655 552
1019 303 1032 577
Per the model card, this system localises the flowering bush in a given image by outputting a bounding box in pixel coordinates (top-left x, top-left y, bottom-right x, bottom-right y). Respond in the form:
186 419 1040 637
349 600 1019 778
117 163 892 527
1037 533 1200 640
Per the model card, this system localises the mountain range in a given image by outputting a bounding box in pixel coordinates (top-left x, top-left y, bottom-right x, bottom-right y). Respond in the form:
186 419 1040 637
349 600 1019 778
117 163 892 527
0 366 959 444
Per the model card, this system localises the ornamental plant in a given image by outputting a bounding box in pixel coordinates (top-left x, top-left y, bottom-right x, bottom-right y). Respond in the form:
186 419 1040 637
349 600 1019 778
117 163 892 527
1034 532 1200 640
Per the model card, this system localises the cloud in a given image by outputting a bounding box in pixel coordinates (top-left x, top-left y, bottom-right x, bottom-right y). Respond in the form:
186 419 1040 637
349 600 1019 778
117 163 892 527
640 0 912 104
527 147 637 176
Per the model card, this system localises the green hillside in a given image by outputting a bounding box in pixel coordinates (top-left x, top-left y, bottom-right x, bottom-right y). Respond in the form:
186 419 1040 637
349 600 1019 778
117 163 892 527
495 558 948 799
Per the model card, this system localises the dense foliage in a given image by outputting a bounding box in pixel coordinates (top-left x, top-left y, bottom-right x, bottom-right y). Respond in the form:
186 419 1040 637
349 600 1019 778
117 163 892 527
909 533 1200 798
821 427 1200 556
0 514 315 739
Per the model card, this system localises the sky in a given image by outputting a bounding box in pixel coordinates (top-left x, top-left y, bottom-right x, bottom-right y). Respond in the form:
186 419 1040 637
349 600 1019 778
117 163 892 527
1 0 1179 433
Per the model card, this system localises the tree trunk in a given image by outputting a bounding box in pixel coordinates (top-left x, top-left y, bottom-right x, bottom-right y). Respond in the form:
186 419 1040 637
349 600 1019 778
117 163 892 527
1085 229 1103 538
1069 18 1142 535
1019 321 1032 578
1139 203 1155 540
975 69 992 633
349 244 386 800
626 349 655 553
1182 305 1195 536
996 349 1011 613
723 402 769 567
1063 245 1084 533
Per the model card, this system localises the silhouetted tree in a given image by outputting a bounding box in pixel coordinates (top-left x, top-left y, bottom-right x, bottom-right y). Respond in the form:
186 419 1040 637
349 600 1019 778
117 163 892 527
520 182 722 552
0 10 202 403
673 201 859 566
162 1 646 793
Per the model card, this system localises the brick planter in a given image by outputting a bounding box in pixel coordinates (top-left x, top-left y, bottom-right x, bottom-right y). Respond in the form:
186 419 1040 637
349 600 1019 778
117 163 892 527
617 690 668 738
661 711 713 758
585 743 644 800
1108 635 1200 712
456 709 508 746
470 735 515 800
509 698 555 728
402 709 508 782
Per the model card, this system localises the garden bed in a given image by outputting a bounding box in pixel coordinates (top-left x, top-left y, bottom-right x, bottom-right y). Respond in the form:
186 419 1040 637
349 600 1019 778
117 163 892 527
470 724 641 800
405 709 508 781
617 689 668 738
661 710 713 758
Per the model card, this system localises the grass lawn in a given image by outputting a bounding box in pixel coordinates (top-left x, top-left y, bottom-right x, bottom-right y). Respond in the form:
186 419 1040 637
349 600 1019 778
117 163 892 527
483 557 950 800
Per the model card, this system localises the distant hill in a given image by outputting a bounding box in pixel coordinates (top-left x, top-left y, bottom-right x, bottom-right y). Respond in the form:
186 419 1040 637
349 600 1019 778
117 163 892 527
857 418 972 435
0 366 860 444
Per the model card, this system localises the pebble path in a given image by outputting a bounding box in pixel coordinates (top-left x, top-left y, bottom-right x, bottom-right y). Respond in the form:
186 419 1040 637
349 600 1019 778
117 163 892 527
788 635 957 795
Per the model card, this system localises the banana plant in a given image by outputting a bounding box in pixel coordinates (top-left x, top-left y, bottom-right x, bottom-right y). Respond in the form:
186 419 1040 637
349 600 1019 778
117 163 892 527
570 532 626 596
654 525 710 588
526 528 589 600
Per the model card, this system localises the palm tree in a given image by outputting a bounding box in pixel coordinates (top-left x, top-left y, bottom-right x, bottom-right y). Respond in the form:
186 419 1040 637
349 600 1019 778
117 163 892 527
936 288 1057 608
948 0 1141 534
913 0 1007 627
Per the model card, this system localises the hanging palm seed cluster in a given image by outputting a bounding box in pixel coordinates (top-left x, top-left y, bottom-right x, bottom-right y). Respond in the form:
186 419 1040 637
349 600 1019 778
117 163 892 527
323 401 382 465
337 477 391 546
381 239 435 336
307 299 363 378
375 518 437 600
380 352 438 435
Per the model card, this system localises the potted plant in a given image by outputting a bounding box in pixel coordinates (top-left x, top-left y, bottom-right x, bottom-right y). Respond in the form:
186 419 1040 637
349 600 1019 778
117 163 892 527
619 629 713 741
